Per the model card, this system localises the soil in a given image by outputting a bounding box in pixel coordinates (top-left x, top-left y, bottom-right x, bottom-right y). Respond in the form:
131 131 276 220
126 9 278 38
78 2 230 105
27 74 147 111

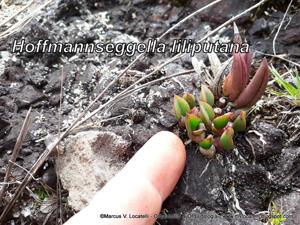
0 0 300 224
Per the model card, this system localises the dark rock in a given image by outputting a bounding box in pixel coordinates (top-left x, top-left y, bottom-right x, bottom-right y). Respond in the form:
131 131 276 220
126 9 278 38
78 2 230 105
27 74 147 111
249 11 300 58
79 63 98 84
182 206 230 225
42 165 57 190
163 63 186 77
0 109 33 150
45 64 77 93
2 66 24 82
274 192 300 225
55 0 86 21
249 18 268 36
232 163 272 214
146 86 177 128
230 217 265 225
86 0 117 10
94 68 118 102
131 123 163 149
22 152 40 170
278 12 300 45
110 94 137 117
76 63 99 93
0 162 5 171
294 169 300 189
0 96 17 114
0 118 9 130
48 94 61 106
272 147 300 189
25 71 48 89
1 125 19 150
105 125 133 145
190 0 255 24
21 148 33 156
0 118 10 139
133 0 154 5
159 103 177 128
15 85 44 108
147 85 170 108
131 59 152 71
0 84 9 96
8 21 60 66
131 109 146 124
236 122 286 162
178 149 227 210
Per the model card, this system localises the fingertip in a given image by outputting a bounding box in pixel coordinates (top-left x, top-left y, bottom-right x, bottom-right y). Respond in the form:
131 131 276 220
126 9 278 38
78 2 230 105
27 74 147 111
148 130 186 163
130 130 186 200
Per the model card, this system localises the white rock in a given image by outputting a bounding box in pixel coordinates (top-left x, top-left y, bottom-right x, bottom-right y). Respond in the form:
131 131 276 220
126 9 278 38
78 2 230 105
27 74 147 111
56 130 130 210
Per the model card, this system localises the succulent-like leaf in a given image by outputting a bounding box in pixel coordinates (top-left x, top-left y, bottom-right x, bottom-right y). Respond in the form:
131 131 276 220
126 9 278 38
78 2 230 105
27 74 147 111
199 135 214 149
213 138 225 154
234 58 269 108
191 129 206 143
199 101 215 128
220 127 235 150
213 112 234 129
183 93 196 108
233 111 247 132
242 51 252 76
223 73 232 97
192 123 206 135
185 113 205 142
200 101 215 120
228 52 249 101
200 85 215 106
173 95 190 120
233 23 252 73
189 107 199 116
212 126 224 136
185 113 202 133
199 145 216 158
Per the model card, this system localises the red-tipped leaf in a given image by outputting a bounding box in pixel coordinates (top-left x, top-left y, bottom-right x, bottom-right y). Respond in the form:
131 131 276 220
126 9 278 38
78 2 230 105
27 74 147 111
234 58 269 108
229 52 249 101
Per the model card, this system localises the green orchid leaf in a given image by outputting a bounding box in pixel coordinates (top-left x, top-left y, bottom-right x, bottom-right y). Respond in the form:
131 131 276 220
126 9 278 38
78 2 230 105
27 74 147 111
199 101 215 128
173 95 190 120
183 93 196 108
199 85 215 106
199 135 214 149
213 112 234 129
233 111 247 132
220 127 235 150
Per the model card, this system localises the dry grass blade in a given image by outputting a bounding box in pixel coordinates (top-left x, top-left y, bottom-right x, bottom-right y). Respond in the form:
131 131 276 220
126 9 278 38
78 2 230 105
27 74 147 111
0 0 52 40
0 0 34 28
157 0 222 41
42 207 57 225
56 66 64 225
255 51 300 68
272 0 293 55
0 107 32 203
103 70 196 114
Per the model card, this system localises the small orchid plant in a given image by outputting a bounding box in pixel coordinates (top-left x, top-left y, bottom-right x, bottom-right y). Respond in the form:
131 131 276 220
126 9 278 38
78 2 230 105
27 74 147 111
173 25 269 157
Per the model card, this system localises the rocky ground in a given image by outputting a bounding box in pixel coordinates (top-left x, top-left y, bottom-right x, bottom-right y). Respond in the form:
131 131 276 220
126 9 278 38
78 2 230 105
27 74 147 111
0 0 300 224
